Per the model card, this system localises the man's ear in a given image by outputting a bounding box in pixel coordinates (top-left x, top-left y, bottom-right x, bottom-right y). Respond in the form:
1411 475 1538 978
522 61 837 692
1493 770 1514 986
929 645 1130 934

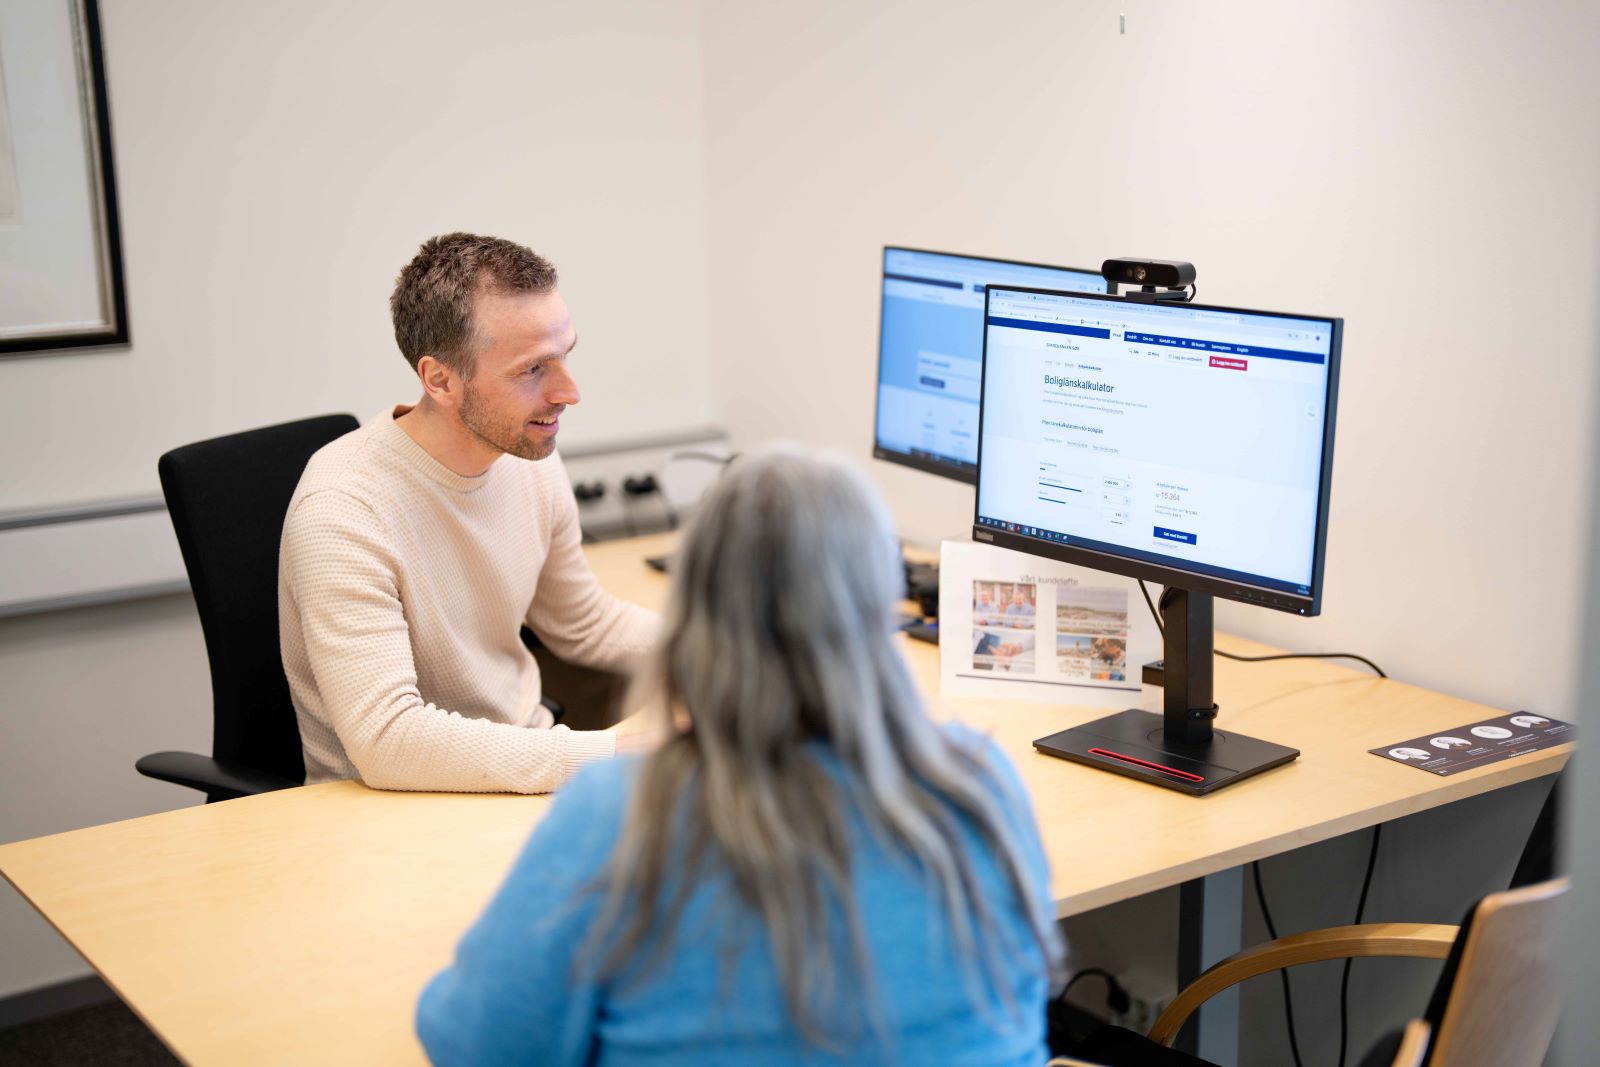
416 355 463 410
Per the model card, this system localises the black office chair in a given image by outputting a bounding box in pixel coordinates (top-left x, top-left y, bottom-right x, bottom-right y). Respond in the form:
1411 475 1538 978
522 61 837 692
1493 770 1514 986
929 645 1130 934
137 414 360 803
139 413 571 802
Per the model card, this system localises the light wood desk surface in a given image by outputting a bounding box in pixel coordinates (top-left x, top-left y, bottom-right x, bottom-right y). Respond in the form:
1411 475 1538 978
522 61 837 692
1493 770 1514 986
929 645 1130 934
0 532 1569 1065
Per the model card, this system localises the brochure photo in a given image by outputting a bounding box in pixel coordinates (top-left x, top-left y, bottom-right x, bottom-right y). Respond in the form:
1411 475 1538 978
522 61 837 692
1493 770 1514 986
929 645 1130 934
971 581 1038 674
939 540 1159 708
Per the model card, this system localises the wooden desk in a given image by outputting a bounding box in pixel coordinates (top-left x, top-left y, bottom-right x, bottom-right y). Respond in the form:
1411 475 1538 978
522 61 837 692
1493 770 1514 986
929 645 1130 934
584 535 1570 914
0 532 1570 1065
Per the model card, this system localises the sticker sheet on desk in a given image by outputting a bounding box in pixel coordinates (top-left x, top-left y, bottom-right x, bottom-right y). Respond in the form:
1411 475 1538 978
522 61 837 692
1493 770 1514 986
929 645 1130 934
1371 713 1575 776
937 540 1159 707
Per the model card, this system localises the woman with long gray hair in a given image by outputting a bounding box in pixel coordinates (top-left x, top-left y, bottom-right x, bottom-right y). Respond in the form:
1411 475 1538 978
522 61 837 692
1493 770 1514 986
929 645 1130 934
418 445 1060 1065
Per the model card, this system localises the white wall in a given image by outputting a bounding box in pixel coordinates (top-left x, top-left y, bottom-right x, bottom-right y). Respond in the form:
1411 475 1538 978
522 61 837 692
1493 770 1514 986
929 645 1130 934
0 0 713 511
0 596 212 1000
0 0 713 1002
701 4 1598 1057
701 0 1600 719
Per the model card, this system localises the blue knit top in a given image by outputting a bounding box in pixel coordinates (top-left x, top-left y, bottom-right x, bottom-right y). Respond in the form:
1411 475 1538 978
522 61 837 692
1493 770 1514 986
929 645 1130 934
417 725 1053 1066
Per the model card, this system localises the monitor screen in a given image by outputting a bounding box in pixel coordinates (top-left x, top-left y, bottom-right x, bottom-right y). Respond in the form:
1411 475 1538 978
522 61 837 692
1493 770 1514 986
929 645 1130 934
974 286 1341 614
873 247 1107 483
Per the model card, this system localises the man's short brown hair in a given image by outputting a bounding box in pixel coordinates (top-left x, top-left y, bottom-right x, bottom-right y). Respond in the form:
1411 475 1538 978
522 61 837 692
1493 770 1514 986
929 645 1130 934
390 233 558 377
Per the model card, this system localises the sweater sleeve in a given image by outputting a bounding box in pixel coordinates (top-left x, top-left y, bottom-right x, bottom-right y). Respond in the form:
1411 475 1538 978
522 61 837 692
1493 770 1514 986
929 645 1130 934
416 760 628 1066
282 488 615 794
524 457 659 670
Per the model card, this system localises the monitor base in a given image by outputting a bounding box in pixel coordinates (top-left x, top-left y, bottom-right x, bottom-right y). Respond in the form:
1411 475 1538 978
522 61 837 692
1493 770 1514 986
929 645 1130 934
1033 708 1298 796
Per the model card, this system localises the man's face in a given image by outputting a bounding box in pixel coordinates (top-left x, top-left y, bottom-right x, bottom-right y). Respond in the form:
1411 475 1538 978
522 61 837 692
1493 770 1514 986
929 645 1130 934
457 287 580 461
1012 589 1026 606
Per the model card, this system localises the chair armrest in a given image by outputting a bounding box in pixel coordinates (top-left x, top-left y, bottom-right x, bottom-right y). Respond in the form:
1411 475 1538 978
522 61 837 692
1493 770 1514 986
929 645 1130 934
1147 922 1458 1046
136 751 301 801
1391 1019 1432 1067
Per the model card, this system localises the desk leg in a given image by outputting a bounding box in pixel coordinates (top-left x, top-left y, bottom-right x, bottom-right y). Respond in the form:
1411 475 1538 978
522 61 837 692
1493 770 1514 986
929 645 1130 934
1175 867 1243 1062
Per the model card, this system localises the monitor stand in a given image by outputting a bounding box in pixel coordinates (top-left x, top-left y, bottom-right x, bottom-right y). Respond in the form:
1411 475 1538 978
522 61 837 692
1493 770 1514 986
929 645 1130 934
1032 588 1298 796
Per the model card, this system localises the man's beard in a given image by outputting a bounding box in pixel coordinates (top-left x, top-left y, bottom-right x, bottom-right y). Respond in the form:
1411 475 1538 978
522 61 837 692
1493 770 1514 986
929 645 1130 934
459 381 555 461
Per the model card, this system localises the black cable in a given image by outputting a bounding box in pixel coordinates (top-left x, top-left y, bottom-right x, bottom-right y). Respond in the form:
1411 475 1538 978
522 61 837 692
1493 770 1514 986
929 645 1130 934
1138 579 1163 638
1053 967 1131 1033
1219 649 1387 678
1252 860 1306 1067
1136 580 1386 678
1338 825 1383 1067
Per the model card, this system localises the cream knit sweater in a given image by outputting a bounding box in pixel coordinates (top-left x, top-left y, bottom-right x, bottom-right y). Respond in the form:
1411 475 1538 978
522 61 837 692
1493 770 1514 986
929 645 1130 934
278 408 657 793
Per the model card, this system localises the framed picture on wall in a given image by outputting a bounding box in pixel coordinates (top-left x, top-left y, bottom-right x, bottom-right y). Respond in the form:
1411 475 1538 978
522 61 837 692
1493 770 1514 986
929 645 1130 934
0 0 128 356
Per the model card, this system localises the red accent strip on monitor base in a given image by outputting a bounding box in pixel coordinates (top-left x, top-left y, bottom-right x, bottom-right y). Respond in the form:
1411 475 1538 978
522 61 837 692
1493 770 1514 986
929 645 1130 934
1086 748 1207 783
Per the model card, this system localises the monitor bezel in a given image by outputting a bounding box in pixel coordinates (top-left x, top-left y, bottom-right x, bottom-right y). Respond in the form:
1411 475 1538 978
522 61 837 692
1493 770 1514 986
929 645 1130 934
872 246 1104 486
971 284 1343 617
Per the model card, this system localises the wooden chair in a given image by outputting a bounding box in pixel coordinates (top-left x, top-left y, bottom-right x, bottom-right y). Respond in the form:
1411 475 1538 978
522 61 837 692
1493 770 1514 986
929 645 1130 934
1049 877 1568 1067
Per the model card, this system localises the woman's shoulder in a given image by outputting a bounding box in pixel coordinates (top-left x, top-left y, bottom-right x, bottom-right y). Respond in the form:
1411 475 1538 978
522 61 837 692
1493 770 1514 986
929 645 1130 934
935 722 1037 828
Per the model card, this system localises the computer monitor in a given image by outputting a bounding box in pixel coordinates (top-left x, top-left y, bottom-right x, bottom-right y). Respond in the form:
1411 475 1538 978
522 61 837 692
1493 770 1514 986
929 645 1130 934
873 247 1106 484
973 285 1342 795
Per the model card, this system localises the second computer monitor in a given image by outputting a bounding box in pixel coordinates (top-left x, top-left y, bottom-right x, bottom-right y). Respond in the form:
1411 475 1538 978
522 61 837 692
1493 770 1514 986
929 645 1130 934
873 247 1106 483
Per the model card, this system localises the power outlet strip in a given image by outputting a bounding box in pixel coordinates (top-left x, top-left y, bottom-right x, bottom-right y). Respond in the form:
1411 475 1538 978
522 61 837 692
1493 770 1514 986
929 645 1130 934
560 429 730 541
1112 989 1174 1036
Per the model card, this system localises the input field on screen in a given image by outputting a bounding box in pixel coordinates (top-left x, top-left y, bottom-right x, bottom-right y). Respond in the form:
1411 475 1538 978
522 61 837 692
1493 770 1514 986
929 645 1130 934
916 352 981 401
1037 473 1089 506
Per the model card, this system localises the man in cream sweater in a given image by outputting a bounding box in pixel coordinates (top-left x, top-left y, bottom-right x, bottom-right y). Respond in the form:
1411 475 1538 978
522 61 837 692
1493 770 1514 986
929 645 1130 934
278 233 658 793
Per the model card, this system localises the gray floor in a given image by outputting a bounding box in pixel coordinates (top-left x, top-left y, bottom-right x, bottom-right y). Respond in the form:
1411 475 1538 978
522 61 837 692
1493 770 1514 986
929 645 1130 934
0 1001 179 1066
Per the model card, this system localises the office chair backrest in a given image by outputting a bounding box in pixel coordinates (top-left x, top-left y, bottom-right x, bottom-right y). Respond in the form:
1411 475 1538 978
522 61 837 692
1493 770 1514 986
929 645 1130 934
1423 876 1568 1067
158 414 359 784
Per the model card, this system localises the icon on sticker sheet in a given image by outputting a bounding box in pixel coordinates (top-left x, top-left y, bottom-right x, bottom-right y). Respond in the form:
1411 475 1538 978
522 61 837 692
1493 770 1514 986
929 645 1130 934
1470 726 1513 740
1388 747 1433 761
1509 715 1550 728
1430 737 1471 750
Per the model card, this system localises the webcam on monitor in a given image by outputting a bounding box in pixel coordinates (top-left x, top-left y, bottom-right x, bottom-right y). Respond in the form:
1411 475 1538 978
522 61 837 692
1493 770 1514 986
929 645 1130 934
1101 258 1195 288
1101 258 1196 302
